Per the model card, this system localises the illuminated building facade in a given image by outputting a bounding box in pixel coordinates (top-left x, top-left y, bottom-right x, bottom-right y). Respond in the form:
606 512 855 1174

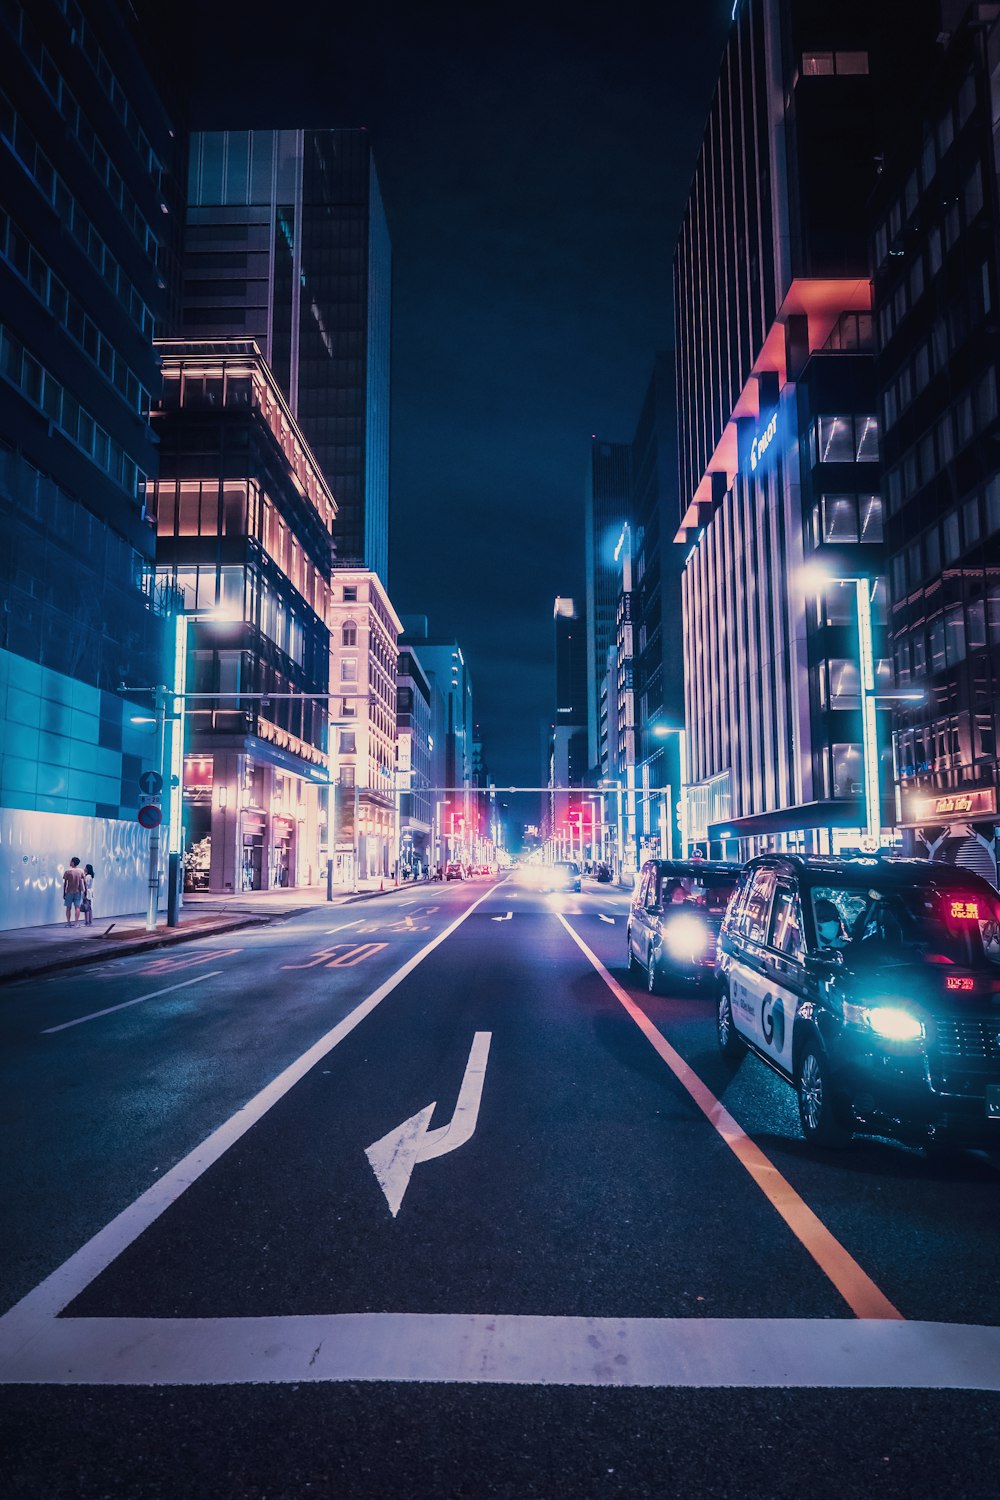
396 647 433 878
328 569 401 885
584 439 631 773
872 5 1000 881
0 0 179 927
151 341 335 892
631 356 685 857
675 0 939 858
548 597 588 858
183 129 391 580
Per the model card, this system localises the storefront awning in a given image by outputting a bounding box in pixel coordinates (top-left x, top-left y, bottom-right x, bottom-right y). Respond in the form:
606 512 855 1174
707 798 864 840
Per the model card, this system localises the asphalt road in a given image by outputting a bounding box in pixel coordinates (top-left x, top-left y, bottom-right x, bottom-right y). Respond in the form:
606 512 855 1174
1 873 998 1499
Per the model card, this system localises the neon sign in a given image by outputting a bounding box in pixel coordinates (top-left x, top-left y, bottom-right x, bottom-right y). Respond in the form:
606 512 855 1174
949 900 980 922
749 411 778 472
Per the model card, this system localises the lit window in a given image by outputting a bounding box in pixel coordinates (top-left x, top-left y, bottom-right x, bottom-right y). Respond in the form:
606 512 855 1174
835 51 869 75
802 52 834 75
855 415 879 462
859 495 884 543
816 416 854 463
821 494 859 542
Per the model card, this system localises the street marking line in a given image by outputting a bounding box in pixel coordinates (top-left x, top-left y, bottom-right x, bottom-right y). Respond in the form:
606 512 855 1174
556 913 902 1323
0 883 499 1345
324 920 364 935
42 973 224 1034
1 1314 997 1389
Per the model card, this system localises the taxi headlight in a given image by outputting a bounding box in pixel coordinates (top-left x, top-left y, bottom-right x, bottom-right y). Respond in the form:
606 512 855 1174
663 913 708 960
844 1002 924 1043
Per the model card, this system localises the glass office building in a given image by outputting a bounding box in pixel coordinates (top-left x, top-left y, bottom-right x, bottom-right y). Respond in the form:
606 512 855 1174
183 129 391 581
0 0 179 927
584 439 631 773
871 6 1000 882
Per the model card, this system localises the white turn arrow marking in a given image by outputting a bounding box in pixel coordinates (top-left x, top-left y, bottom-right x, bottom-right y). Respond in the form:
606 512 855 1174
598 914 616 925
491 912 513 922
365 1031 492 1217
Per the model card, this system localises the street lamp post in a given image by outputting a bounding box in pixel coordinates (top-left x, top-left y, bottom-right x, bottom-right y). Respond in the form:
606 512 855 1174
650 725 688 859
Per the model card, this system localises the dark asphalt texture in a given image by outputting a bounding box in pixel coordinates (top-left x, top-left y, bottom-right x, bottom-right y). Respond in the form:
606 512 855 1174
2 875 999 1498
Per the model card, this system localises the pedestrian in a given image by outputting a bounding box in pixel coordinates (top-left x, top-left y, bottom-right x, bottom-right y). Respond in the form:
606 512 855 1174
62 857 86 926
82 862 95 926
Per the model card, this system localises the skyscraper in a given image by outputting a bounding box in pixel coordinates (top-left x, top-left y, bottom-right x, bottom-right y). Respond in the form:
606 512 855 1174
674 0 939 860
0 0 179 927
584 438 630 773
183 128 391 580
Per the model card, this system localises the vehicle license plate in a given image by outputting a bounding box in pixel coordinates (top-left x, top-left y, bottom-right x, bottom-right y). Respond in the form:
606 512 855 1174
986 1084 1000 1120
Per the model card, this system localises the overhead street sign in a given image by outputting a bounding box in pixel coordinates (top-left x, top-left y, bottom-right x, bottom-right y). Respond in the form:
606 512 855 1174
137 804 163 829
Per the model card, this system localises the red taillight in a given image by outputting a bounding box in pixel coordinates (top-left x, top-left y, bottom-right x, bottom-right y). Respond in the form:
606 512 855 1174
946 976 975 992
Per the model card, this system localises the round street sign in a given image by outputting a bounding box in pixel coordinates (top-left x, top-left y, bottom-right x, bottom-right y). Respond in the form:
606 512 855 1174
139 770 163 796
137 804 163 829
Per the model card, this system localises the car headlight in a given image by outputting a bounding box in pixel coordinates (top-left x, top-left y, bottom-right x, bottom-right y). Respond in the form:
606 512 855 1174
662 913 708 960
843 1002 924 1043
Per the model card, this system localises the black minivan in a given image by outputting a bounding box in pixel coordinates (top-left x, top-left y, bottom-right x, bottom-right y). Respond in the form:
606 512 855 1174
627 859 741 992
717 854 1000 1148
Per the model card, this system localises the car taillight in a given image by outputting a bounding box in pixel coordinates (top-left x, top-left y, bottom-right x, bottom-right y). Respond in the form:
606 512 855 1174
945 976 975 992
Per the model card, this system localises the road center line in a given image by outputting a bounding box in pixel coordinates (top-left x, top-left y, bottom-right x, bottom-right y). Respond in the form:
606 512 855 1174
41 973 224 1033
556 913 902 1323
3 883 498 1341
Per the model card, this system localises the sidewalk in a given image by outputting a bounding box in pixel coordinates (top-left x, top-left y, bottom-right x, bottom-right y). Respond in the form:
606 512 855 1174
0 876 431 987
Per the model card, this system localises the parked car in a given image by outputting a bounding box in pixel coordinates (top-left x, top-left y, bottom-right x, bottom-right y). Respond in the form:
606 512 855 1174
627 859 741 992
445 862 465 881
716 854 1000 1149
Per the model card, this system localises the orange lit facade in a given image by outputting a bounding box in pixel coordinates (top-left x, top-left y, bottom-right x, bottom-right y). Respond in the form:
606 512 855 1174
674 0 908 858
151 340 335 892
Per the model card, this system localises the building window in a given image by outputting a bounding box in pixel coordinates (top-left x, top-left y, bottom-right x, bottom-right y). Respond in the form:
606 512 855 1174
343 585 358 602
815 414 879 465
835 51 869 75
821 494 860 542
859 494 883 542
816 416 854 463
831 743 863 797
339 731 356 754
802 52 835 75
340 764 355 787
340 658 357 683
341 620 357 647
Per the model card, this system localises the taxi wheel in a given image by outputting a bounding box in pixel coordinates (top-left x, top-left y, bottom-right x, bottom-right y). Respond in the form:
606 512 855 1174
646 945 661 995
626 928 639 976
716 988 744 1058
796 1048 850 1148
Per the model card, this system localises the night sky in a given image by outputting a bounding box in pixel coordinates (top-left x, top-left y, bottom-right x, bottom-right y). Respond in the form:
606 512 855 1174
185 0 731 789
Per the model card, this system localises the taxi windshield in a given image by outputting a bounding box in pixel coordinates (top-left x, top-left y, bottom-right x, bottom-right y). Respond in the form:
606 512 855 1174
661 872 738 915
810 882 1000 970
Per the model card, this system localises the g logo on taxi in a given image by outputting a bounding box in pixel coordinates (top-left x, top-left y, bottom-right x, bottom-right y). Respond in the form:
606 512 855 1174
761 992 785 1051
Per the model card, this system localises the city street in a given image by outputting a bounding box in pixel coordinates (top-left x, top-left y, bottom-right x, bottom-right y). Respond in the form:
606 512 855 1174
1 874 998 1499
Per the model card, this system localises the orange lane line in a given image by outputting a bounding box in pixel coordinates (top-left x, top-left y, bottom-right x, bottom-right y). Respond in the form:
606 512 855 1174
557 913 903 1323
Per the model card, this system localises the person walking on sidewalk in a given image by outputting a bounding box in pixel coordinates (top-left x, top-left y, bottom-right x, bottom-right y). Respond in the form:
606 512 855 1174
62 857 86 926
81 862 96 926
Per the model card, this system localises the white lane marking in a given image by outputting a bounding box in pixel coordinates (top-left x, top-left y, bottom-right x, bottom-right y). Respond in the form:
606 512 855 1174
0 883 499 1351
365 1032 491 1217
491 912 513 923
41 973 224 1034
1 1315 998 1389
324 920 364 934
598 914 616 925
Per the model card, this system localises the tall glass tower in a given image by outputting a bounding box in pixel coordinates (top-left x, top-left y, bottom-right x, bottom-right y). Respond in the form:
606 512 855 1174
183 128 391 582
